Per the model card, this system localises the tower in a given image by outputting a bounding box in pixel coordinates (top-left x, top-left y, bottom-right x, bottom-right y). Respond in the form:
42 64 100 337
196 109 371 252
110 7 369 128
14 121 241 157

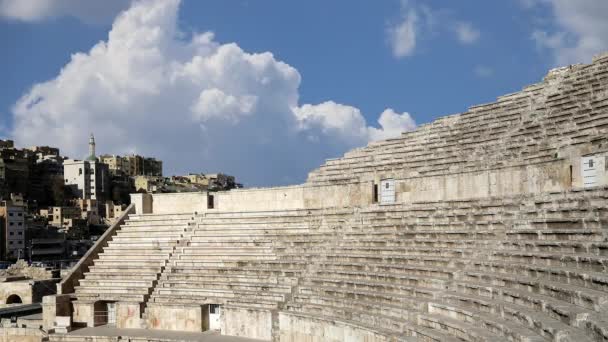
88 133 96 161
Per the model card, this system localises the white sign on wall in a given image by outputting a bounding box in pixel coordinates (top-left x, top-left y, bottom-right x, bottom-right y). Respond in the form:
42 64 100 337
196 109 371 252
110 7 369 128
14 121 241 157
380 179 396 204
581 156 598 188
209 304 221 330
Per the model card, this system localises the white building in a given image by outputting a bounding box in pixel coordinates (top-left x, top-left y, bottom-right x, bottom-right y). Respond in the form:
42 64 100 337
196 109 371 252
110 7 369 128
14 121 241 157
0 196 26 259
63 134 110 202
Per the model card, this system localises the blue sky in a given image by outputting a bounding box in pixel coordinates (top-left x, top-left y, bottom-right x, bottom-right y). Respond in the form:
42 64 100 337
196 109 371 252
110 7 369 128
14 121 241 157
1 0 607 186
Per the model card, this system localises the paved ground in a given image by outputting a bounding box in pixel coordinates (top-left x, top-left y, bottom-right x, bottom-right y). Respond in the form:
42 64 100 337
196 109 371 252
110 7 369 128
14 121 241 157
66 326 267 341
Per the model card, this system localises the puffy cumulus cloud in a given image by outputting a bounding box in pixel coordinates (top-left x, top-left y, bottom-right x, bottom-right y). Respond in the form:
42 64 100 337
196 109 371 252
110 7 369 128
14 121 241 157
294 103 416 143
368 109 417 141
191 89 258 124
0 0 130 24
526 0 608 65
293 102 369 145
11 0 416 186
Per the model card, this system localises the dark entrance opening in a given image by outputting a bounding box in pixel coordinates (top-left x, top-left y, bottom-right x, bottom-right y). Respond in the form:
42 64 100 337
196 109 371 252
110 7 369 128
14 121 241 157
6 294 22 304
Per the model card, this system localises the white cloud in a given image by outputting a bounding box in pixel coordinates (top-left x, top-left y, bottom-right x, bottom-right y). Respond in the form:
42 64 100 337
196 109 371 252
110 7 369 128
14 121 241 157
293 102 369 144
474 65 494 78
387 2 480 58
191 89 257 124
0 0 130 24
294 103 416 143
388 8 419 58
368 109 417 141
454 22 480 45
11 0 416 186
525 0 608 65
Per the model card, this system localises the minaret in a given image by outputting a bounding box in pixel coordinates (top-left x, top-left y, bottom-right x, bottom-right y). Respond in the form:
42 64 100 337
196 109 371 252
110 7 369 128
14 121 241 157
88 133 96 161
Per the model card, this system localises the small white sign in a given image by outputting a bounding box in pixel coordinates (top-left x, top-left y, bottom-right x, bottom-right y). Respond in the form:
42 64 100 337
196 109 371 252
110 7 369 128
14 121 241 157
380 179 396 204
581 156 598 188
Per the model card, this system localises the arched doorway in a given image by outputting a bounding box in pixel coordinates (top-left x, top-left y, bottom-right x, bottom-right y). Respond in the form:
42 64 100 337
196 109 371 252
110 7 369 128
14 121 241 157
6 294 22 304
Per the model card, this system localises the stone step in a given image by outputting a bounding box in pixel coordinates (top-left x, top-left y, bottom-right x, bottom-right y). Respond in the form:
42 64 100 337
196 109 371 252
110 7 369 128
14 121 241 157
441 291 593 341
100 248 173 255
115 231 185 238
161 273 282 284
489 250 608 272
505 229 603 241
157 280 291 293
71 293 145 303
179 246 274 254
152 288 285 302
130 213 194 221
417 313 514 342
462 269 608 311
84 273 159 281
78 279 153 288
94 259 166 267
75 286 150 295
97 254 169 261
88 265 161 273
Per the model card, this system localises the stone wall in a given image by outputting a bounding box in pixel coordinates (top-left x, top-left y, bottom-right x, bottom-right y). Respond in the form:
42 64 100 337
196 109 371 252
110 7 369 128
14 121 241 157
395 159 571 203
145 304 202 332
0 328 44 342
0 281 33 304
149 192 208 214
221 307 272 340
278 312 390 342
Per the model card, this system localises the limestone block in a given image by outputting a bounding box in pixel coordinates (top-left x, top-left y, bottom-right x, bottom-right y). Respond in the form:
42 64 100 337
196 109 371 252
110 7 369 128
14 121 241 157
42 294 71 332
72 302 94 327
54 316 71 333
116 302 142 329
222 307 272 340
146 304 202 332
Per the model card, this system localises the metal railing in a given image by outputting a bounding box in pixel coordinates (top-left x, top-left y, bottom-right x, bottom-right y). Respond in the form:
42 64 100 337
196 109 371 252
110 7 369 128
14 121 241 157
93 310 116 326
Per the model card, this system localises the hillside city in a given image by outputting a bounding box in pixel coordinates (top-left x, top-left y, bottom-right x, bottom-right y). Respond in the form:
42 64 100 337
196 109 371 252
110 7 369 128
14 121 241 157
0 134 240 267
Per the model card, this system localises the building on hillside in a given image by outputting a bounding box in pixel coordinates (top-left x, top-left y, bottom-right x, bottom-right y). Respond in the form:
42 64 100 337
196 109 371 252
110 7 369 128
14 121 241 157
64 135 110 204
142 157 163 176
0 148 31 200
0 195 26 260
100 154 162 177
108 173 135 205
0 140 14 149
134 175 163 193
99 155 131 176
25 146 60 159
104 202 126 223
29 154 64 207
47 207 81 229
64 159 110 203
187 173 240 191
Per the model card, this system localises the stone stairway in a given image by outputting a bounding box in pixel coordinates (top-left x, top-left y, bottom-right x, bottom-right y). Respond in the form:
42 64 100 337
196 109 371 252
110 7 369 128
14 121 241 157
73 212 195 309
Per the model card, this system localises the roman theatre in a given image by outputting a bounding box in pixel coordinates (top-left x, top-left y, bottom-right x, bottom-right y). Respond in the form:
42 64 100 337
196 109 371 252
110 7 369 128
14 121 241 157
45 53 608 341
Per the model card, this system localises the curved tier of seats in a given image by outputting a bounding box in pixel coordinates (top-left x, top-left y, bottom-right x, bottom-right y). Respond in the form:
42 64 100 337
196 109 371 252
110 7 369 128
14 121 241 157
138 188 608 341
307 53 608 184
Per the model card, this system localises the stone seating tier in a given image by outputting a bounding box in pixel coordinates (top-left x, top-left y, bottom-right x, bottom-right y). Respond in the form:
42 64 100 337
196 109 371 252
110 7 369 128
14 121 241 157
307 57 608 184
68 186 608 341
